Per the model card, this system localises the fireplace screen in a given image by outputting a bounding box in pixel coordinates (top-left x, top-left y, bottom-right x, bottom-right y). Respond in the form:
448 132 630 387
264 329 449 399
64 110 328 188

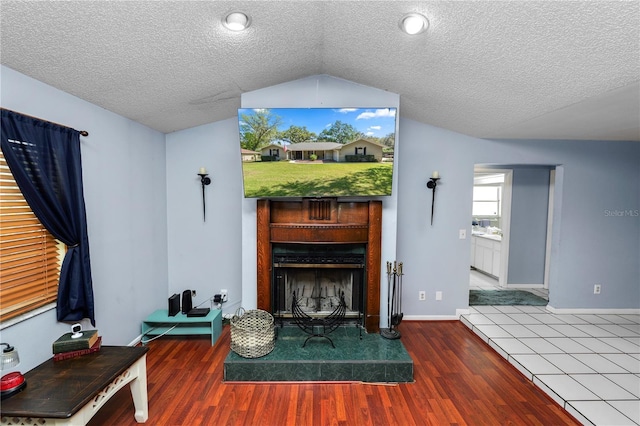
272 244 365 322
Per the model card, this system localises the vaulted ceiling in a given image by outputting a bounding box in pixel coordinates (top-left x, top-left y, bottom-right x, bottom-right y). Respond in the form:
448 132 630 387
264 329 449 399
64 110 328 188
1 1 638 141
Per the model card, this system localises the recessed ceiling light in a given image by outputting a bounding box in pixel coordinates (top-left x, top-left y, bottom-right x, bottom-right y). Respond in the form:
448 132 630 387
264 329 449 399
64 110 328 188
223 12 250 31
399 13 429 35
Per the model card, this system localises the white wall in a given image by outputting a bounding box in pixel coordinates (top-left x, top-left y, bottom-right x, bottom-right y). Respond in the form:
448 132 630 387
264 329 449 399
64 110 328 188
0 66 168 372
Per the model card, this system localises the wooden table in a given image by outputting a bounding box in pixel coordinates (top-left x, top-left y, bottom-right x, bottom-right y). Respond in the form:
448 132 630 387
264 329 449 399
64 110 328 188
0 346 149 425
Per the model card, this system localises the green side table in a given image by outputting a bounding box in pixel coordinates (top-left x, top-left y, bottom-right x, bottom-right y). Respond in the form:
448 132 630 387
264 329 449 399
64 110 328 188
141 309 222 346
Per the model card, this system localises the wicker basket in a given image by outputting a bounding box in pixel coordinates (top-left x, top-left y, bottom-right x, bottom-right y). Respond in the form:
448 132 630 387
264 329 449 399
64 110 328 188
230 308 275 358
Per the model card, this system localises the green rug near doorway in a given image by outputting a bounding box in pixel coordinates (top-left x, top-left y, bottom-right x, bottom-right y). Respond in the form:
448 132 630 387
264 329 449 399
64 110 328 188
469 290 548 306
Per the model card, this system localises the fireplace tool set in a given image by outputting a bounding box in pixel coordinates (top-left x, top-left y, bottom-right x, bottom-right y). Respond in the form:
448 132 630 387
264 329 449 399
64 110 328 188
381 261 404 339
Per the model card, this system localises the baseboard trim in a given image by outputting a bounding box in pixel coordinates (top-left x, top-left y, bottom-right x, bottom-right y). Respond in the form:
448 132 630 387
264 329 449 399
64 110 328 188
403 314 461 321
505 283 544 289
546 305 640 315
129 335 143 346
457 308 471 317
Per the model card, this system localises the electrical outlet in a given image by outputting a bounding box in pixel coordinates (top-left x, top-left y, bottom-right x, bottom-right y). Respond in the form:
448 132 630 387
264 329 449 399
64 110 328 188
191 290 196 297
418 291 426 301
459 229 466 239
435 291 443 301
220 289 228 302
594 284 601 294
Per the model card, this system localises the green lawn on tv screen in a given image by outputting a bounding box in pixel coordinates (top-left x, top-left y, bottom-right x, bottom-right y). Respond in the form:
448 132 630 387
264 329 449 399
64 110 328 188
241 161 393 198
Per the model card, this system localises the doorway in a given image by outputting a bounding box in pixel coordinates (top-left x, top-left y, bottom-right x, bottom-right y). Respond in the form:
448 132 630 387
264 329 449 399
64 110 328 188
470 168 512 289
469 165 555 303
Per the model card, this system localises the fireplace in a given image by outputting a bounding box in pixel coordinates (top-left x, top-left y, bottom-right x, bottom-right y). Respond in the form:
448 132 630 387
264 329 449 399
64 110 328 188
272 243 365 323
256 198 382 332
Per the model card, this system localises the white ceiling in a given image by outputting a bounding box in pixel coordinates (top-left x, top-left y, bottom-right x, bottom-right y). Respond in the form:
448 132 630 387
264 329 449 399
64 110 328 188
1 1 639 141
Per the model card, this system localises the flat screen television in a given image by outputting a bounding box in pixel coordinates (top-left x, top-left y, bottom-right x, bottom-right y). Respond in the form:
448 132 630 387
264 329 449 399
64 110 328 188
238 107 397 198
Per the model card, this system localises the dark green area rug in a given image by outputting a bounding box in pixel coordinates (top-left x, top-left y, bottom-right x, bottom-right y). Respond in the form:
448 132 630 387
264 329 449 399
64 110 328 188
469 290 548 306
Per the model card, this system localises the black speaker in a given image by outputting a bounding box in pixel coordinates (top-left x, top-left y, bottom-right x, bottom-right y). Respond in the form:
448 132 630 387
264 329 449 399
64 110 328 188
181 290 192 314
168 293 180 316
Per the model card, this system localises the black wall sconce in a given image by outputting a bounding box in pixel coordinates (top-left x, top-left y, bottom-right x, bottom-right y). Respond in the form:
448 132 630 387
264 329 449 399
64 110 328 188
426 171 440 225
198 167 211 221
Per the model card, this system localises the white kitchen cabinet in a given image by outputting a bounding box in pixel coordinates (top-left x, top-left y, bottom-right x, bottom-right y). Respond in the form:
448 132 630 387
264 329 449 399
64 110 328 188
474 243 484 269
483 248 493 273
470 236 476 267
492 243 501 277
471 235 501 279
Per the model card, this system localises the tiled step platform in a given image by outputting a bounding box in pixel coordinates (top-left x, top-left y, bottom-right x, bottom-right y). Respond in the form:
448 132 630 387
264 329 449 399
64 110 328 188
224 326 413 382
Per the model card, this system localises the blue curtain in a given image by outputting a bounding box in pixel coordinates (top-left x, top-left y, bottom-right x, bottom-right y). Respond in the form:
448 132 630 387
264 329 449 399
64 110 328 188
1 109 95 325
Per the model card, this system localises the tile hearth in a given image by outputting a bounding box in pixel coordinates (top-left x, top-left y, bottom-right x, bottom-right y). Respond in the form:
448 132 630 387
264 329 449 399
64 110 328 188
224 326 413 382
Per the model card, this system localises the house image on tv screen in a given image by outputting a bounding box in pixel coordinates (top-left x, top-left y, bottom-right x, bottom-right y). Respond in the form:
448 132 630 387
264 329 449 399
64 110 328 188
238 107 397 198
259 139 385 163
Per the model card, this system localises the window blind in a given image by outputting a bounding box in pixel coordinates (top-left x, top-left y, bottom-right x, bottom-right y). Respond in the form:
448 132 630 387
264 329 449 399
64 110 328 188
0 152 63 322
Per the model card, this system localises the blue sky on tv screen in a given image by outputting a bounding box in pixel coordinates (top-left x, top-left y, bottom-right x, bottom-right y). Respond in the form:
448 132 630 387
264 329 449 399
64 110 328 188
238 107 397 140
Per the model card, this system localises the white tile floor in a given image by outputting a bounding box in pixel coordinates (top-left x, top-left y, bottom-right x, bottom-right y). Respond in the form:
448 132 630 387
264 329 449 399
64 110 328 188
463 271 640 425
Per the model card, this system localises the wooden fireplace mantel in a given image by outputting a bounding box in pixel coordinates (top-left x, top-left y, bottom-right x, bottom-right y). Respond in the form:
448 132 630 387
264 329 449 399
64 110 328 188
256 198 382 332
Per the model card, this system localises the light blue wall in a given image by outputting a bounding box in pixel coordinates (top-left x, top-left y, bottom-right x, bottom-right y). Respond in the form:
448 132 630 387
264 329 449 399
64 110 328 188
165 76 401 323
396 123 476 317
508 167 551 284
0 66 168 372
2 67 638 372
397 122 639 315
165 119 243 315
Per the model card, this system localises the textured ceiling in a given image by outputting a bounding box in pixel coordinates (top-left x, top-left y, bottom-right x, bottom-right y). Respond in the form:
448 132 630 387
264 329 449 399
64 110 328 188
1 1 639 140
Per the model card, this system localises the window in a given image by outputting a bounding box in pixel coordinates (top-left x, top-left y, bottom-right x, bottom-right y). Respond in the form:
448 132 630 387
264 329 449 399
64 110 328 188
0 150 64 322
472 185 502 216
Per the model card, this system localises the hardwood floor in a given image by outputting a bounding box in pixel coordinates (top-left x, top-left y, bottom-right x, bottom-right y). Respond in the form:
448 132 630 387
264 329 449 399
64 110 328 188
88 321 580 425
